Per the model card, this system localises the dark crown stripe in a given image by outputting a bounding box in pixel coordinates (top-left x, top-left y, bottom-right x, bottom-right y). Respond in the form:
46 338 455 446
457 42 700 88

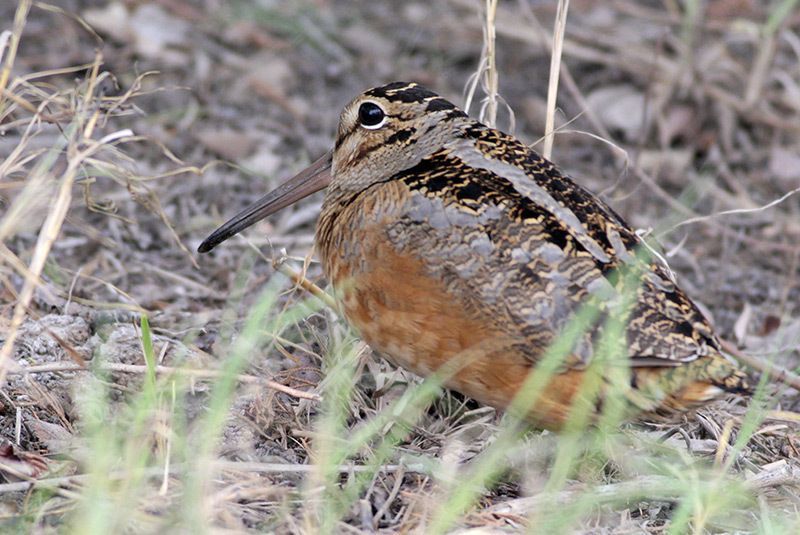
366 82 441 104
425 98 457 112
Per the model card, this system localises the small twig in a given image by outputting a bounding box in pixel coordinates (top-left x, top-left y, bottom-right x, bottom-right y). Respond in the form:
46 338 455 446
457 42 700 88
488 461 800 517
764 410 800 424
5 361 320 401
372 465 405 525
211 460 424 475
0 462 81 500
668 186 800 233
0 467 163 495
273 255 338 310
0 461 425 495
720 339 800 392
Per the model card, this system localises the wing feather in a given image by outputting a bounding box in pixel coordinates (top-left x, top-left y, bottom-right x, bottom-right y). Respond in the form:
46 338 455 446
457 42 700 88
385 128 719 369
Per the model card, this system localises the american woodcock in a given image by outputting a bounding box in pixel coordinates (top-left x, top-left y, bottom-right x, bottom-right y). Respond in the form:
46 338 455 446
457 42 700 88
199 82 750 430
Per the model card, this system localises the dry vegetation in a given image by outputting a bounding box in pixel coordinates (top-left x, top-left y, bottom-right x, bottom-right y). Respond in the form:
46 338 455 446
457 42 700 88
1 0 800 533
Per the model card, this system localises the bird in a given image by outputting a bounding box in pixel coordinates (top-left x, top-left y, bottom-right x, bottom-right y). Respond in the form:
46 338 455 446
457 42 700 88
198 81 750 430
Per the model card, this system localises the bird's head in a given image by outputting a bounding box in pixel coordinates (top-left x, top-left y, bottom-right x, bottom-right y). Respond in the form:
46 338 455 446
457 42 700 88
197 82 467 253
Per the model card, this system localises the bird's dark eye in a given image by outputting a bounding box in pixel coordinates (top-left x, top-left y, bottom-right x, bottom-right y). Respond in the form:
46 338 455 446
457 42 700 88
358 102 386 129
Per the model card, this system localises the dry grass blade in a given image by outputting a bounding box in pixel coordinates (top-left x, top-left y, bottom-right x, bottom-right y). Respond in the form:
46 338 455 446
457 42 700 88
542 0 569 160
0 0 30 96
0 54 136 383
273 254 337 310
483 0 498 128
464 0 513 130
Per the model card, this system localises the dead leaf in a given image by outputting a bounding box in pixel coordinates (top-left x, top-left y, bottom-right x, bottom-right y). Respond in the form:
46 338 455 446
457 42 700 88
637 149 693 183
761 315 782 337
659 105 696 145
194 128 258 161
26 420 75 455
769 146 800 180
734 303 753 346
0 441 48 481
83 2 131 43
84 2 189 65
240 135 284 176
586 85 649 142
129 4 189 64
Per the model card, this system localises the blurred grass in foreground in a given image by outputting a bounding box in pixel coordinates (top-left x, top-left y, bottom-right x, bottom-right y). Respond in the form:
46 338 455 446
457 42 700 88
2 0 799 533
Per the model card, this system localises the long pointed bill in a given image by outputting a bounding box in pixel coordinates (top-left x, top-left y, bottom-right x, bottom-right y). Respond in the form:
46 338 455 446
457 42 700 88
198 150 333 253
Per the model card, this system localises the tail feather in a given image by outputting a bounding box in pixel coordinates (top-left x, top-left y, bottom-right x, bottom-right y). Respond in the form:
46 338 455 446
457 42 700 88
630 352 751 414
704 352 752 395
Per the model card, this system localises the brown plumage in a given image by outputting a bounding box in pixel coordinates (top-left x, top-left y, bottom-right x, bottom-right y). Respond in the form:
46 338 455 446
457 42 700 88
199 82 750 430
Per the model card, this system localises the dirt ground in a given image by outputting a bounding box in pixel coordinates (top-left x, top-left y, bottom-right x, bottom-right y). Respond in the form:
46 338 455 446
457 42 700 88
2 0 800 532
